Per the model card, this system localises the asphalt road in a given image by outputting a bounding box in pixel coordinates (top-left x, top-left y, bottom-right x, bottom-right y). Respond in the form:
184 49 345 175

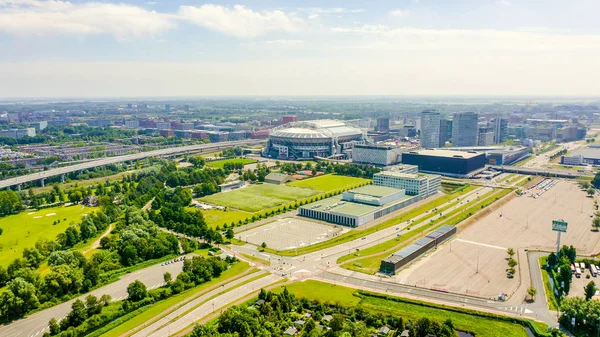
0 257 188 337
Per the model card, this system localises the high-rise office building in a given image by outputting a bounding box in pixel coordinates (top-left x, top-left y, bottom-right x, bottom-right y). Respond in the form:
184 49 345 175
451 112 479 147
477 127 494 146
492 117 508 144
376 117 390 132
165 104 171 112
420 111 441 149
439 119 452 147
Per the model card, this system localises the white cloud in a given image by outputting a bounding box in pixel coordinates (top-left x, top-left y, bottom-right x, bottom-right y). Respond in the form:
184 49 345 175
244 39 305 50
0 0 173 38
495 0 512 6
302 7 364 14
389 9 410 17
331 25 600 52
178 4 303 38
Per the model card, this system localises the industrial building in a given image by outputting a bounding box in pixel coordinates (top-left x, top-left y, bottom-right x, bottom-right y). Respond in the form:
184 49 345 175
298 165 440 227
485 146 531 165
452 112 479 147
420 111 441 149
265 120 364 160
380 225 456 275
0 128 36 139
401 149 486 177
351 144 404 166
562 146 600 166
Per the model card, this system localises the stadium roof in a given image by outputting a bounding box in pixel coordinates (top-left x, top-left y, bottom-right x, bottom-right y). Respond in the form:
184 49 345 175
406 149 483 159
567 147 600 160
270 119 362 139
302 194 414 217
346 185 402 198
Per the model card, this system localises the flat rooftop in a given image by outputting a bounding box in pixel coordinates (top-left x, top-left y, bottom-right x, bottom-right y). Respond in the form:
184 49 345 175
347 185 402 198
375 171 439 180
568 148 600 160
406 149 483 159
302 194 414 217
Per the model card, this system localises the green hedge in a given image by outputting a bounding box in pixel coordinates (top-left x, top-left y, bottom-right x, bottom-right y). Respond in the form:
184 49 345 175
355 291 552 337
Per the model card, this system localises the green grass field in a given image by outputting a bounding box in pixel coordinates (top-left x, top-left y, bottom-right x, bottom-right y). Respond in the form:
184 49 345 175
199 184 319 212
0 205 96 267
199 208 252 229
205 158 257 168
98 262 254 337
280 280 537 337
288 174 370 192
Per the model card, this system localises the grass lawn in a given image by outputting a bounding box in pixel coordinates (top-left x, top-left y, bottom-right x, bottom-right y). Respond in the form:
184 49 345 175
440 182 466 194
206 158 257 168
199 184 319 212
280 280 536 337
0 205 96 267
199 208 252 229
98 262 254 337
264 184 477 256
539 256 559 311
288 174 370 192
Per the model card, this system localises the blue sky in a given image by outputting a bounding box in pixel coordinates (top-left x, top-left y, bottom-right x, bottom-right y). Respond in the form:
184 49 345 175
1 0 599 97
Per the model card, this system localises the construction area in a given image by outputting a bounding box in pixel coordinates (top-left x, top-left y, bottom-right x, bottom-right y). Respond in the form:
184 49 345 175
396 179 598 299
238 217 345 251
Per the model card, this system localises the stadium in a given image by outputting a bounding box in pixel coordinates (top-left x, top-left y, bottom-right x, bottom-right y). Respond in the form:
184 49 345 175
264 120 364 160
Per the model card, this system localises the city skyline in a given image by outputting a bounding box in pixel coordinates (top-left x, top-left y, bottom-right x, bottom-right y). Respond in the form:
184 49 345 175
1 0 600 97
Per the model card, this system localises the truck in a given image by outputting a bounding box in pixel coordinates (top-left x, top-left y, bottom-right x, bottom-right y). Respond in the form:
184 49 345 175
576 268 582 278
591 265 598 277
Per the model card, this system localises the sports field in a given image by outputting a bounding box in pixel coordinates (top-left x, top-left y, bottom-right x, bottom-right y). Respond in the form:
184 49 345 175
200 208 252 229
205 158 256 168
0 205 96 267
199 184 318 212
288 174 370 192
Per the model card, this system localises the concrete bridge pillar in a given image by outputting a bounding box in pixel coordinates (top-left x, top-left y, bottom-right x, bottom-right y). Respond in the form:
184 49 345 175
40 178 45 187
61 174 65 183
17 184 22 191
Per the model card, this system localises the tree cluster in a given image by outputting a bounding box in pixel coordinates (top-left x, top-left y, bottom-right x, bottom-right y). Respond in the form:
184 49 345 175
546 245 577 297
190 288 456 337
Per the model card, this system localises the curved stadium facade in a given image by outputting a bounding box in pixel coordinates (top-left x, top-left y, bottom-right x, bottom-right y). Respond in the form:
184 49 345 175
265 120 364 160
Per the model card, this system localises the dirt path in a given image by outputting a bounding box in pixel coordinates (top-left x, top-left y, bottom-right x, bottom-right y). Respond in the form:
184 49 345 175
142 197 155 211
83 223 113 255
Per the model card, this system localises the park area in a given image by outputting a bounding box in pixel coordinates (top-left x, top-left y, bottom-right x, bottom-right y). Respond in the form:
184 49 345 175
280 280 545 337
237 217 345 251
205 158 257 168
0 205 96 267
199 183 319 212
396 179 598 299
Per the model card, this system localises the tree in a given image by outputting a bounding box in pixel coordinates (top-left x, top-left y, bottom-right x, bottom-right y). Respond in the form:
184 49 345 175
261 242 267 249
508 258 518 268
585 281 597 301
225 228 234 240
67 299 87 327
593 216 600 231
588 187 596 197
48 318 60 335
527 286 537 301
507 248 515 257
127 280 147 302
85 295 102 315
164 272 172 284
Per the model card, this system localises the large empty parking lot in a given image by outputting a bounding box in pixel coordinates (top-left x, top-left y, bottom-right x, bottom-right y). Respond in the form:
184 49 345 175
238 217 345 251
396 180 598 298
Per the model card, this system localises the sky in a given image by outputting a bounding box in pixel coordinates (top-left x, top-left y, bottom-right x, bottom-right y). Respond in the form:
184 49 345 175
1 0 600 98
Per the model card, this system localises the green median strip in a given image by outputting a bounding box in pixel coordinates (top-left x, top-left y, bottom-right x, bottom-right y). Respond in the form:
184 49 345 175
341 187 513 274
241 253 272 265
539 256 559 311
263 184 478 256
96 262 256 337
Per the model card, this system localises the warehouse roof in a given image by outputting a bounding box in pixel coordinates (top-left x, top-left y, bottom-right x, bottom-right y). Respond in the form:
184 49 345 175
406 149 483 159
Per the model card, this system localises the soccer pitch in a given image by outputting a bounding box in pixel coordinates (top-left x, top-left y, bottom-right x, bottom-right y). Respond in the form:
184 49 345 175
199 183 319 212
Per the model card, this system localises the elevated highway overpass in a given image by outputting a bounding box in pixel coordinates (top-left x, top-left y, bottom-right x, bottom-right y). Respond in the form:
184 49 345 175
0 140 265 189
488 165 590 179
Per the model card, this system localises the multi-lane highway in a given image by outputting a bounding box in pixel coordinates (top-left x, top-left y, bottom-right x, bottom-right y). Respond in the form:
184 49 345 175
0 140 264 189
